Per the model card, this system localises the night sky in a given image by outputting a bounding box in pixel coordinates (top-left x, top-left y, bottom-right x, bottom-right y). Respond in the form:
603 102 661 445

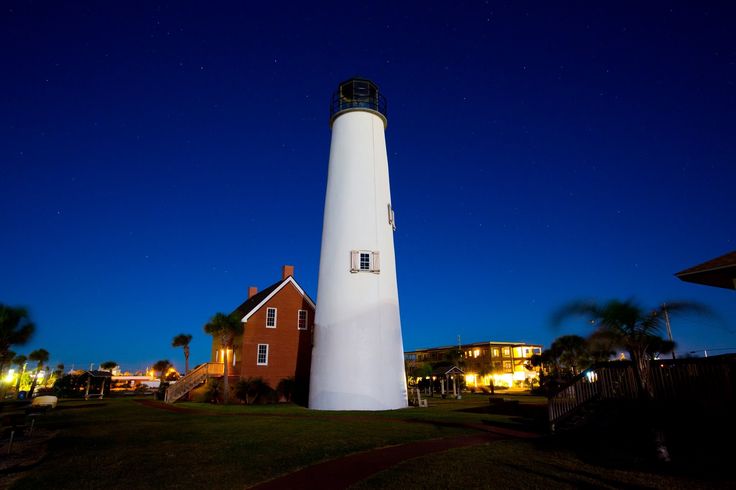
2 2 735 372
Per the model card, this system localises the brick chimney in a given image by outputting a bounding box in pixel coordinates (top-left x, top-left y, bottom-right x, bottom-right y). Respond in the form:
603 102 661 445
248 286 258 299
282 265 294 280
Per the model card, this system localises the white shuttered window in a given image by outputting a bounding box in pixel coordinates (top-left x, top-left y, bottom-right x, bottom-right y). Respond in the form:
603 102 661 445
350 250 381 273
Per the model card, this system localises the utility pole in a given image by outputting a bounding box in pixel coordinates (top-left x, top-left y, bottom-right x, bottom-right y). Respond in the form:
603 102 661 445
662 303 676 359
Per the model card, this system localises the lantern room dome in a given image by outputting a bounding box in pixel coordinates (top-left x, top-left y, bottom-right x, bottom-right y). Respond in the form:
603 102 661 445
329 77 387 127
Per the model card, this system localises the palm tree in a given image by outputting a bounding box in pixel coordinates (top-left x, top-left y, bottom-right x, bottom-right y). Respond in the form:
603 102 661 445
549 335 589 375
0 304 35 374
12 354 27 396
0 349 15 398
152 359 172 401
172 334 193 374
552 299 709 399
100 361 117 372
99 361 117 394
152 359 172 385
27 348 50 397
50 363 65 387
0 349 15 376
552 298 710 463
204 312 242 404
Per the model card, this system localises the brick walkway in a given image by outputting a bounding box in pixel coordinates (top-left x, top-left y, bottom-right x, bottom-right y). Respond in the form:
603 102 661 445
250 431 506 489
136 399 540 488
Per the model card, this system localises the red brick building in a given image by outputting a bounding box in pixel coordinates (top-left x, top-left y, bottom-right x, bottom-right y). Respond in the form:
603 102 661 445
211 265 315 389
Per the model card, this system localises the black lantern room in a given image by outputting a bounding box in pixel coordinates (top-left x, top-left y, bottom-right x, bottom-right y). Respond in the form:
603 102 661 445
329 78 387 127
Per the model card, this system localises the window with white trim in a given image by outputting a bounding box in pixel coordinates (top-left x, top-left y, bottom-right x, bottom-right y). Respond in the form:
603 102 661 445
350 250 380 273
266 307 277 328
297 310 308 330
257 344 268 365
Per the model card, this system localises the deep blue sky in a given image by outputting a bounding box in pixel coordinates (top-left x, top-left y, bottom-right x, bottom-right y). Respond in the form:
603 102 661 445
2 2 735 372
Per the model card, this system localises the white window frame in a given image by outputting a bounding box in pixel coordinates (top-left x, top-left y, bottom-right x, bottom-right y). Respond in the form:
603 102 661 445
350 250 381 273
257 344 269 366
297 309 308 330
266 307 277 328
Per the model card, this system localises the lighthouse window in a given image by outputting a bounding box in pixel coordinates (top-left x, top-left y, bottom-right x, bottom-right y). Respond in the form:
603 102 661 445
360 253 370 271
351 250 381 273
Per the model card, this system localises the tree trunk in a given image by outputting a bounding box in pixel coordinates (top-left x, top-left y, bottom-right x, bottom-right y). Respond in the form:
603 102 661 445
631 350 671 463
28 370 39 398
223 345 230 404
14 366 24 396
184 346 190 374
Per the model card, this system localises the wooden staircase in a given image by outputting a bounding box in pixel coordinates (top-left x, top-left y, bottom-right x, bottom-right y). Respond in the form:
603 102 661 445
164 362 224 404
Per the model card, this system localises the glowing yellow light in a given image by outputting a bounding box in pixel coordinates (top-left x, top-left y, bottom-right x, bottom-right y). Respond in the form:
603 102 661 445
4 369 15 383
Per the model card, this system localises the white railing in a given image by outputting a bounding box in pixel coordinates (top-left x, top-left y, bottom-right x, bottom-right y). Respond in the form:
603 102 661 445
164 362 224 403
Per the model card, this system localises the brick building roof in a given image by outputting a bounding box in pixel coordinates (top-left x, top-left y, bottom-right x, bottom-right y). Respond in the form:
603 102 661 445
229 279 284 319
229 276 316 322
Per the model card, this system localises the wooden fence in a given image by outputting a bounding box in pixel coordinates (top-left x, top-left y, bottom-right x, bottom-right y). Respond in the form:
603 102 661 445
549 356 735 428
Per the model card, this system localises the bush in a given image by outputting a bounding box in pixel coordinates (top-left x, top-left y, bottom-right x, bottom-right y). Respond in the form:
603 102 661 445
204 379 222 404
155 382 169 401
235 377 273 405
276 378 295 402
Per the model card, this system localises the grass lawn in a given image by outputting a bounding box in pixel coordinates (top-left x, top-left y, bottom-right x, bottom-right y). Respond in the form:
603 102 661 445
352 439 730 490
6 393 731 489
7 397 476 489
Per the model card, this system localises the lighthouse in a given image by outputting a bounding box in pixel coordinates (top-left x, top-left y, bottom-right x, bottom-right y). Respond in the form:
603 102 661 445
309 78 408 410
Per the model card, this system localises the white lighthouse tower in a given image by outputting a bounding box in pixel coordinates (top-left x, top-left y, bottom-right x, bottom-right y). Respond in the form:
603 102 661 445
309 78 408 411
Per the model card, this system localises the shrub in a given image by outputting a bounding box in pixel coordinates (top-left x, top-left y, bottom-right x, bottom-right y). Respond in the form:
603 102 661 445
235 377 273 405
276 378 295 402
204 379 222 404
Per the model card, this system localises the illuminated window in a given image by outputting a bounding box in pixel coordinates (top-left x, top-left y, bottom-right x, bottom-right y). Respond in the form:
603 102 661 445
298 310 308 330
350 250 380 273
257 344 268 365
473 349 480 358
503 361 512 371
502 347 510 357
492 348 500 357
266 308 277 328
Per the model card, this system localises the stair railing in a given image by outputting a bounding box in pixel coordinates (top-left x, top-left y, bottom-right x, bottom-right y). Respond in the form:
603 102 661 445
164 362 224 403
